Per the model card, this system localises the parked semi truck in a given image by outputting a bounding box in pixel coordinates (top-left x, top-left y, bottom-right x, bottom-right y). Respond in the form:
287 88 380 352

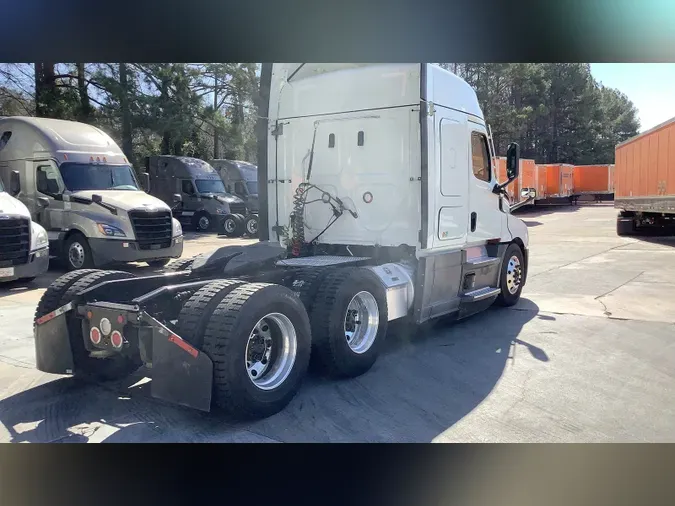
615 116 675 235
0 117 184 270
32 63 535 419
143 155 249 234
209 159 259 237
0 172 49 283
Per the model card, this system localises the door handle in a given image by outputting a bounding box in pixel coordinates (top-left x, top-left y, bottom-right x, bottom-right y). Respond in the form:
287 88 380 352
470 212 477 232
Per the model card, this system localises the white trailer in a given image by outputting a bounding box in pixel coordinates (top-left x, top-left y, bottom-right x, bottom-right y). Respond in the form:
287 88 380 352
32 64 533 419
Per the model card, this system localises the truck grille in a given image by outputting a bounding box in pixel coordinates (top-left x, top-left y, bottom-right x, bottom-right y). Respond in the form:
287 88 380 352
229 203 247 216
0 217 30 266
128 210 172 250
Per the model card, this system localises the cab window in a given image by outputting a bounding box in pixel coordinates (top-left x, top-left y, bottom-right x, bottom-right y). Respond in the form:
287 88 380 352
471 132 491 182
181 180 195 195
36 164 64 195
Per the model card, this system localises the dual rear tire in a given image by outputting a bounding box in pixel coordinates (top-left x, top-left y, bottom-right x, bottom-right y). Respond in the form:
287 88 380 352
178 281 311 419
221 214 258 238
175 266 387 418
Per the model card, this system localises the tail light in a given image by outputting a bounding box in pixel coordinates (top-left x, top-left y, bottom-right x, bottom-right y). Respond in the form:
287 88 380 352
110 331 123 349
90 327 102 345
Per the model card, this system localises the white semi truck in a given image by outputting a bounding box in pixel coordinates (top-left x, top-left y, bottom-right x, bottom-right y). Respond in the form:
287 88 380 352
32 64 534 419
0 176 50 283
0 117 184 271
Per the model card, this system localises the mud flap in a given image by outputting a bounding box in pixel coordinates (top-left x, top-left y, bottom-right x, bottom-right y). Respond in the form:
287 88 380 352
34 308 75 375
150 327 213 412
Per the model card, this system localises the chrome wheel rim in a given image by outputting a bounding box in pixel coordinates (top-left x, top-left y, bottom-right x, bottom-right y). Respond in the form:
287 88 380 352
68 241 85 269
344 291 379 354
247 219 258 235
245 313 297 391
198 216 210 230
224 218 236 233
506 255 523 294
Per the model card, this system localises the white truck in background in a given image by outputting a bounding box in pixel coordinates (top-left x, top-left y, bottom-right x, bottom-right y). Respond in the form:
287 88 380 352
0 117 184 271
32 64 535 419
0 175 49 283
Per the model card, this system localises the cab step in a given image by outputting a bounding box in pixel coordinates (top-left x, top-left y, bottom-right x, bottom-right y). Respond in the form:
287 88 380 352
461 286 500 302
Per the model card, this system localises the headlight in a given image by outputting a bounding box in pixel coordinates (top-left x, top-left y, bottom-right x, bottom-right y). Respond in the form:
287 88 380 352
97 223 126 237
172 218 183 237
30 223 49 251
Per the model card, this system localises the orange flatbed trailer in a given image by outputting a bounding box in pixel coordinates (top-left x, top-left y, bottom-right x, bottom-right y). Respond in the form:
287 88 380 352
615 116 675 235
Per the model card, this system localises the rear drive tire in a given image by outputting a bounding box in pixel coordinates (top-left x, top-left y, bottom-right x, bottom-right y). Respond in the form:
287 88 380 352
202 283 311 419
310 267 388 378
34 269 103 330
147 258 171 268
244 215 259 237
495 243 525 307
176 279 246 348
165 255 199 272
60 270 141 382
233 214 246 237
63 232 95 271
221 215 240 237
285 268 335 315
617 217 635 236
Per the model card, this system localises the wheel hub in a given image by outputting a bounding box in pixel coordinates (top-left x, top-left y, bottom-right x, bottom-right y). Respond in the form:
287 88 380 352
344 291 379 354
245 313 297 390
225 219 235 233
68 242 85 268
506 255 522 294
199 216 210 229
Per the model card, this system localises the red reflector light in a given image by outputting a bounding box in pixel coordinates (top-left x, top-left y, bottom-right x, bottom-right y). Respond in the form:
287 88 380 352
110 331 123 349
90 327 102 345
117 315 125 324
168 334 199 358
86 311 93 320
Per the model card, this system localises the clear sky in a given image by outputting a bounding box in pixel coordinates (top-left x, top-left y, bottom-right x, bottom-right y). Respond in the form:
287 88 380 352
590 63 675 133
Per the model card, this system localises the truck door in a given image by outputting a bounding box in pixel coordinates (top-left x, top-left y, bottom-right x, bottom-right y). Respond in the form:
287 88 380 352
34 160 66 234
432 110 469 248
467 124 503 244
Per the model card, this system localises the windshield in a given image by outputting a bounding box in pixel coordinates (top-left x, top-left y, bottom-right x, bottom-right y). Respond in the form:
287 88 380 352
59 163 140 191
195 178 227 194
246 181 258 194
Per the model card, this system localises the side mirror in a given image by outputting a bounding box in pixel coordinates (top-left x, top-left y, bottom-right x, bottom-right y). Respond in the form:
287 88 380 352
172 193 183 204
9 170 20 196
506 142 520 180
140 172 150 192
37 196 50 208
92 194 103 204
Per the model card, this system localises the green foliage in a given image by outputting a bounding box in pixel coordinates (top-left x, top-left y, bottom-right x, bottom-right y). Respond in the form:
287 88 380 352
440 63 640 164
0 63 638 167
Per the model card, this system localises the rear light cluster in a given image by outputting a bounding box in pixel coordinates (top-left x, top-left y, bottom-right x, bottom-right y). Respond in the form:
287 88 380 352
87 312 126 349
